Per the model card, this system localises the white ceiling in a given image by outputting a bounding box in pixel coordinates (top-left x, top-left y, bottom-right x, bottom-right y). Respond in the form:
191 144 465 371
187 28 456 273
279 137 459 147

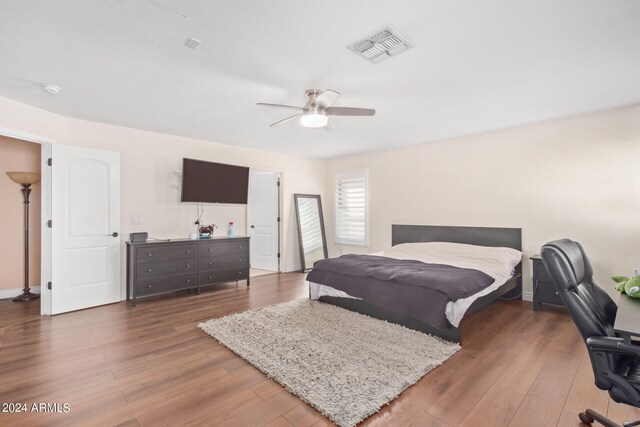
1 0 639 159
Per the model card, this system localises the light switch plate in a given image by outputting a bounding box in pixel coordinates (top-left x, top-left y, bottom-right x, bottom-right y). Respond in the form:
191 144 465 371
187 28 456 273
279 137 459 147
132 216 144 225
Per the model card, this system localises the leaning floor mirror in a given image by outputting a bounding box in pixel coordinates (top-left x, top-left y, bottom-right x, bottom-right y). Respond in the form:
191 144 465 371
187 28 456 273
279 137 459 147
294 194 328 272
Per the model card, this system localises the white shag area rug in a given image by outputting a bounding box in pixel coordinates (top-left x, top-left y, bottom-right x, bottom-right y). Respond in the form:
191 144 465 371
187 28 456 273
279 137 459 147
199 299 459 427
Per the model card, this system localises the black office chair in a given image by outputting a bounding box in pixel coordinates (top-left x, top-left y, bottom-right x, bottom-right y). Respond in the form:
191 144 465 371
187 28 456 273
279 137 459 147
541 239 640 427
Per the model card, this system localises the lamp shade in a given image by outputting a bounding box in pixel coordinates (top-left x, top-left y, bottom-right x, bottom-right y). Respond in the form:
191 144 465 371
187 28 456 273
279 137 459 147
6 171 41 185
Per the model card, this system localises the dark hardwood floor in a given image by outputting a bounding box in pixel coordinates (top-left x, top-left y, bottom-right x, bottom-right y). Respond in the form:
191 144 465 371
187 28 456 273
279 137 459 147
0 273 638 426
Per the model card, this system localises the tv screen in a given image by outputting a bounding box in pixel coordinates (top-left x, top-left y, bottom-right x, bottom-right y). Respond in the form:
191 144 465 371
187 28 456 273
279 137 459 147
181 158 249 204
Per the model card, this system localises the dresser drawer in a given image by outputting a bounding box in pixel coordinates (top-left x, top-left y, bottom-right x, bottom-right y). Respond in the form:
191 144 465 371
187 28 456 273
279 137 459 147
200 268 249 285
137 273 197 296
137 259 196 279
200 254 249 273
127 238 250 307
137 244 198 263
200 239 248 257
536 280 563 306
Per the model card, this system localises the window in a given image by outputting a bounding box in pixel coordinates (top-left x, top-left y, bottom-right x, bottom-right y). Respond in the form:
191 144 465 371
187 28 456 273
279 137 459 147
334 170 368 246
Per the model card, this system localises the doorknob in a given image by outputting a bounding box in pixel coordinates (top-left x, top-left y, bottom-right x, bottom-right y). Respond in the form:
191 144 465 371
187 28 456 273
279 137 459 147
109 232 119 237
250 225 255 228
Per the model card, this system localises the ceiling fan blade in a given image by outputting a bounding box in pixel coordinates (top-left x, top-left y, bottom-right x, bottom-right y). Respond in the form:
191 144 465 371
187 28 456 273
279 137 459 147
323 117 335 131
325 107 375 116
269 113 303 127
311 89 340 109
257 103 304 111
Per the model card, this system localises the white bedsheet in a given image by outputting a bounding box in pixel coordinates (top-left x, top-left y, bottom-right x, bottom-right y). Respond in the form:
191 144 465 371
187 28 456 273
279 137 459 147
308 242 522 327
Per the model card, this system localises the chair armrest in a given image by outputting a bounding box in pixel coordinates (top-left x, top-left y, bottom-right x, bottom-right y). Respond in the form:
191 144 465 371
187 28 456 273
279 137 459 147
587 336 640 358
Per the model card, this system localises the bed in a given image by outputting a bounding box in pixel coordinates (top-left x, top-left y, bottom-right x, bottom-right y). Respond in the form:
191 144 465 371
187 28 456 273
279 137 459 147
307 224 523 343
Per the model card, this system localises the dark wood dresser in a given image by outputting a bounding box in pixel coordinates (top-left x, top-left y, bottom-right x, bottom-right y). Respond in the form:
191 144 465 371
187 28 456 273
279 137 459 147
126 236 250 306
531 254 564 311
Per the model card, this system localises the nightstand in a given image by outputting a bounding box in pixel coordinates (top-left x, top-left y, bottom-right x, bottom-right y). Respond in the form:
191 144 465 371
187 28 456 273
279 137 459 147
531 254 564 311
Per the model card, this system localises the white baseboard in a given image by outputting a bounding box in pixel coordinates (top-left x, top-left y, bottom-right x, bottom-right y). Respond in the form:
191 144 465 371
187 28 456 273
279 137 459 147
0 286 41 300
283 264 302 273
3 286 531 303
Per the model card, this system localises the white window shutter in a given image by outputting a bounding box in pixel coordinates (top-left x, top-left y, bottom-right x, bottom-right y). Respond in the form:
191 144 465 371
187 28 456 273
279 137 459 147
334 170 368 246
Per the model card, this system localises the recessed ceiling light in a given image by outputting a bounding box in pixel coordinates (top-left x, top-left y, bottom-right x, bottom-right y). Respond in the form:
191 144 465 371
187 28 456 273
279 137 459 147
41 84 61 94
184 37 201 49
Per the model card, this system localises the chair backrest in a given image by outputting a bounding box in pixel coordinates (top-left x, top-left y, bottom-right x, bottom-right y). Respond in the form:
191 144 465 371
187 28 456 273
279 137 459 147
541 239 617 338
541 239 619 389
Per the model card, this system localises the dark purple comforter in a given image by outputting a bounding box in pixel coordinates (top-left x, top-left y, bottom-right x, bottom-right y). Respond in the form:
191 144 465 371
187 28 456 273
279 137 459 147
306 254 495 329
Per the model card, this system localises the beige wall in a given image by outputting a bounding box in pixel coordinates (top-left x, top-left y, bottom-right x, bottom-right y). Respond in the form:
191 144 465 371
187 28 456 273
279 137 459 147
0 96 327 300
0 136 41 291
2 92 639 300
326 106 640 295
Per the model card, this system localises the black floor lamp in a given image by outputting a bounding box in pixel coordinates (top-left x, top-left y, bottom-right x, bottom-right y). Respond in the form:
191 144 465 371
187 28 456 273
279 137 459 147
6 171 41 302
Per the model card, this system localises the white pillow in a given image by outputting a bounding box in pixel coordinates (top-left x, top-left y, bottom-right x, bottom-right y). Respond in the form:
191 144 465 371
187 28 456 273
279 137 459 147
391 241 522 279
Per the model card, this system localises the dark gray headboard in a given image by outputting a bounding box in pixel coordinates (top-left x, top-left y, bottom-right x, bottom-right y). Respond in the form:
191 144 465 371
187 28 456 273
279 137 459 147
391 224 522 251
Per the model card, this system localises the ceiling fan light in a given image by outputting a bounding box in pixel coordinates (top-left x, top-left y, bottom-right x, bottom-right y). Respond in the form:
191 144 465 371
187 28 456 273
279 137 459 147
300 112 328 128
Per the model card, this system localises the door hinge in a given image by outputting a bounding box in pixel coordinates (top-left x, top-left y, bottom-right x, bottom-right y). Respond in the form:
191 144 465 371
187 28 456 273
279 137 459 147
277 217 280 222
47 158 52 166
47 220 52 228
277 180 280 187
277 253 281 258
47 281 52 290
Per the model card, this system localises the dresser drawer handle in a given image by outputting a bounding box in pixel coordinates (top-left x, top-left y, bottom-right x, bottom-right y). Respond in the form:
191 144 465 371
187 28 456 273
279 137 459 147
147 269 152 273
186 264 190 269
208 275 213 280
147 284 152 288
238 258 242 262
147 254 152 257
238 245 242 249
208 262 213 266
208 248 212 252
186 250 191 254
186 279 191 283
238 271 242 275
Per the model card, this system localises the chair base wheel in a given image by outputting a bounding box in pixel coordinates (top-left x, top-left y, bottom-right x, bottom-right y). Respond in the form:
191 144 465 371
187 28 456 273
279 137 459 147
580 412 595 425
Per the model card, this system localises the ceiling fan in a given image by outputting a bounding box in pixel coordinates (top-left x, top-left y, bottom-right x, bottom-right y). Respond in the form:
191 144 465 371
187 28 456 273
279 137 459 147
257 89 375 130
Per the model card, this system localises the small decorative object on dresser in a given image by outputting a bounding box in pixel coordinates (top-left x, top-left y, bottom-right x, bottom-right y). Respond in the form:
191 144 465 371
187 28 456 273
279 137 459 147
228 221 235 237
126 236 250 306
531 254 564 310
198 224 216 239
129 232 148 243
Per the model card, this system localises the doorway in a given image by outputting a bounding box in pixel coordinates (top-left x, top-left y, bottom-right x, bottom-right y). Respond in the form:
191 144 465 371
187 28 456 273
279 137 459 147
0 136 42 301
248 170 281 275
0 128 122 315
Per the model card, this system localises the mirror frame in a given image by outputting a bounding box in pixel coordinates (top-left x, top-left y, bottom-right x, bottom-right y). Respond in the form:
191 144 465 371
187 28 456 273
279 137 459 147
293 194 329 272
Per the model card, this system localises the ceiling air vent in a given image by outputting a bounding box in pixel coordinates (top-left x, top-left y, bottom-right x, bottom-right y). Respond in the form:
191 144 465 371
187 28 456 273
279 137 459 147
347 26 413 64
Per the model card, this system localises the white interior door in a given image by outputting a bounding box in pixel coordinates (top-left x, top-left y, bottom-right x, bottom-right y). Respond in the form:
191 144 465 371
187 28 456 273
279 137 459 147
249 171 279 271
51 145 120 314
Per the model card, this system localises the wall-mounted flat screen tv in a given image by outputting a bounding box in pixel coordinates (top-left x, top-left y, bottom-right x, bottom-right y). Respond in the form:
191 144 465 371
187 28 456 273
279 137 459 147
181 158 249 204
